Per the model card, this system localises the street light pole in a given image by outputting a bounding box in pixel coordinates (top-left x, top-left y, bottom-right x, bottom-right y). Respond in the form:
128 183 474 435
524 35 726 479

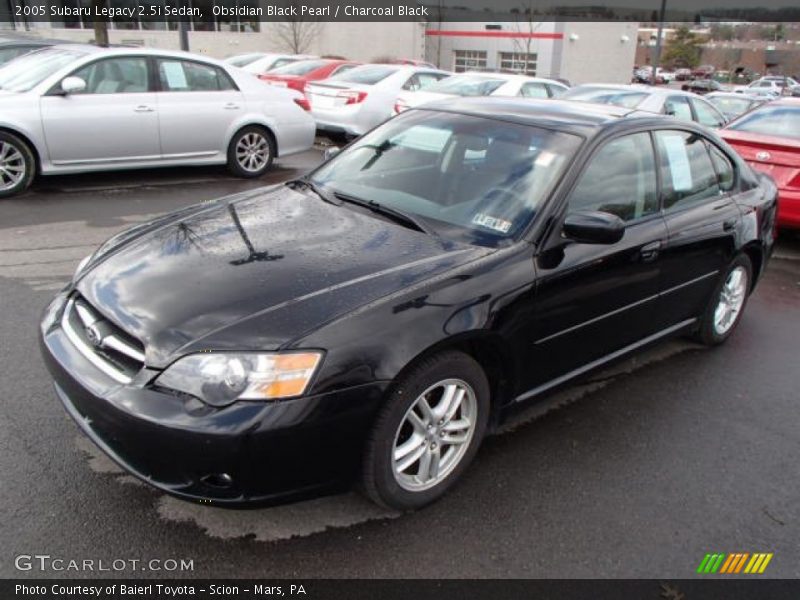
651 0 667 85
178 19 189 52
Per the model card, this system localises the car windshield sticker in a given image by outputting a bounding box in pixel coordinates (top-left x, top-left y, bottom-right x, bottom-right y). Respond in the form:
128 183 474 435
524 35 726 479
162 61 188 90
472 213 512 233
535 150 556 167
661 134 693 192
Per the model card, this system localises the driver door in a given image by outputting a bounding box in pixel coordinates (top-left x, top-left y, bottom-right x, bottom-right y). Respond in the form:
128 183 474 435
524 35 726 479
519 132 669 391
40 56 160 165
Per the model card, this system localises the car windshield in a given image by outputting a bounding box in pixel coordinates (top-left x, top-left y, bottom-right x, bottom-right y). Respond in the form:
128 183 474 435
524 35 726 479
242 55 295 73
562 86 647 108
709 96 754 117
308 110 581 247
329 65 398 85
268 59 329 76
0 47 86 92
727 105 800 140
424 75 506 97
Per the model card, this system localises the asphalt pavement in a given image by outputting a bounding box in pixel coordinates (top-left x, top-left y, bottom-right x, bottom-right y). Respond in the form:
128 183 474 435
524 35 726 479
1 151 798 579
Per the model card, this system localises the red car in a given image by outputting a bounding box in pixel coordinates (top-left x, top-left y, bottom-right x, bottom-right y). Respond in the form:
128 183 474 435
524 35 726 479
259 59 360 93
720 98 800 229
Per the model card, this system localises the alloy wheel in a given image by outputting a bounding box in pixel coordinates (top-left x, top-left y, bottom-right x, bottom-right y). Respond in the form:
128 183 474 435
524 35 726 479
235 132 270 173
392 378 478 492
713 266 748 336
0 141 26 191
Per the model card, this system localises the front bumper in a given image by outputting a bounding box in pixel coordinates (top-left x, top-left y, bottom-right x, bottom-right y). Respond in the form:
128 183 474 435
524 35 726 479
40 293 388 506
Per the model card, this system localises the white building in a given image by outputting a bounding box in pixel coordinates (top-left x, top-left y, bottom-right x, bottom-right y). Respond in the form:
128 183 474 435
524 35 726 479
425 21 639 84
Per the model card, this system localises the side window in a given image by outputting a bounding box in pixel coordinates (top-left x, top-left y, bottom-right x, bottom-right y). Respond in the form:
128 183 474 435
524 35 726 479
401 74 420 91
416 72 444 90
331 64 356 76
655 130 720 212
664 96 693 121
691 99 726 128
157 60 236 92
708 144 736 192
547 84 567 98
568 132 658 222
71 57 149 94
520 82 548 98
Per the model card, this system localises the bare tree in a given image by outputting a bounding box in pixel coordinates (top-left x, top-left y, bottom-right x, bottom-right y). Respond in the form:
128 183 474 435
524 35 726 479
511 2 541 75
273 1 322 55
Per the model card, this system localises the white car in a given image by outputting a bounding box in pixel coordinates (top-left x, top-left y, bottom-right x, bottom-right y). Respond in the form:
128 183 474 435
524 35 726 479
306 64 450 139
733 79 785 97
395 72 569 114
239 53 317 76
0 45 315 197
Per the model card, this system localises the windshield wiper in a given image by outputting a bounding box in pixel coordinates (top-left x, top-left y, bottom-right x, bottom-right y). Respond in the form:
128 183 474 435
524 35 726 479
286 178 341 206
332 191 436 236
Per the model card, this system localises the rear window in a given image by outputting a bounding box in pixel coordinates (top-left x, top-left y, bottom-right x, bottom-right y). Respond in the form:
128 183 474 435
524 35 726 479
728 105 800 140
268 59 328 76
562 86 647 109
330 65 398 85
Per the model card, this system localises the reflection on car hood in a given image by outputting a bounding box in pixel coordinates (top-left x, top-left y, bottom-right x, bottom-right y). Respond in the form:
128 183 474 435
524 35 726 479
76 186 487 367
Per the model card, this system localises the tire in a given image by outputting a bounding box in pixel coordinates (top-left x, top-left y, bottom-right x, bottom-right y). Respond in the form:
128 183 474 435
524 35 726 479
694 254 753 346
0 131 35 198
362 351 490 511
226 126 275 178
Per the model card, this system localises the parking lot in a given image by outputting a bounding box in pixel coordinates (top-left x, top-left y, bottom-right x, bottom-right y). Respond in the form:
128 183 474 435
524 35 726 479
1 152 799 579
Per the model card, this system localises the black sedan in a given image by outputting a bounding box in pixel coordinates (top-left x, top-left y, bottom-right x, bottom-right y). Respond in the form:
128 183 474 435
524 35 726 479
40 98 778 510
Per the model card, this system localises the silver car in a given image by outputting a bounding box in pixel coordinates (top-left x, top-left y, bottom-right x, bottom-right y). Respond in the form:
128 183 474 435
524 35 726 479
562 84 728 129
0 45 316 197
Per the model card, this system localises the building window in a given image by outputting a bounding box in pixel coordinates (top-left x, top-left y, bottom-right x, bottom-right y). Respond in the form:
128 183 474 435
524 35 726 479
453 50 487 73
498 52 537 76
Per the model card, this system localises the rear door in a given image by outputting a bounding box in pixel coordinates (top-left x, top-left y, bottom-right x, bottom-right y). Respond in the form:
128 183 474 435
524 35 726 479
654 129 741 326
153 57 244 159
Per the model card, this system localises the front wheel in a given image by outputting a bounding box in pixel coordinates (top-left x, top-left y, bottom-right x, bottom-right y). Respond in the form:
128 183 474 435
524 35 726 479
694 254 752 346
226 126 275 178
362 351 489 511
0 131 35 198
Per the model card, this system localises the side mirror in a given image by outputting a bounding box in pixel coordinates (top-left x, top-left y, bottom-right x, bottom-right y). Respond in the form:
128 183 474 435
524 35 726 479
323 146 341 161
60 76 86 95
563 210 625 245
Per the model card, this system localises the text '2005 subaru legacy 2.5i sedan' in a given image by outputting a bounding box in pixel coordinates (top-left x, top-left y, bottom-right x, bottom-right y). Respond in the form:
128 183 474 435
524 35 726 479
40 98 777 510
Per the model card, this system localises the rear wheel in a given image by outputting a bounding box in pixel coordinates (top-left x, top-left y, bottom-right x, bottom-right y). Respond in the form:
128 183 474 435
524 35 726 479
362 351 489 511
0 131 35 198
694 254 752 345
226 126 274 178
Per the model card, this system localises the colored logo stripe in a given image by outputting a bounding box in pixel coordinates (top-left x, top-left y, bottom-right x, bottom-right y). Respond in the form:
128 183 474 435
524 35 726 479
698 553 773 574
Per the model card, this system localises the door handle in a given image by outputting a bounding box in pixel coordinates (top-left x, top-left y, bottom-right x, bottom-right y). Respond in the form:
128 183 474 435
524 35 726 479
640 240 662 263
134 105 154 112
723 218 737 231
224 102 240 110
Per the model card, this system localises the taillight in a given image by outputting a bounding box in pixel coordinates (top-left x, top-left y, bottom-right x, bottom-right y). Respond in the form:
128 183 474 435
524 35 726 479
294 97 311 111
394 99 409 114
337 90 368 105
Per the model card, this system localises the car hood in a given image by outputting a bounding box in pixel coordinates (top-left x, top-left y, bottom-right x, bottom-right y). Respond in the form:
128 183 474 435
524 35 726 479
76 186 488 368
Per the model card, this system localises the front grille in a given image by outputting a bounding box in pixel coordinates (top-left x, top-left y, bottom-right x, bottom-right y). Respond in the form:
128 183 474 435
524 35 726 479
61 295 145 384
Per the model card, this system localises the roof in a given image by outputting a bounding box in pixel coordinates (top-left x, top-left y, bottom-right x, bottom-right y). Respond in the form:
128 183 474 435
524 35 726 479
459 71 566 86
420 97 642 136
570 83 699 98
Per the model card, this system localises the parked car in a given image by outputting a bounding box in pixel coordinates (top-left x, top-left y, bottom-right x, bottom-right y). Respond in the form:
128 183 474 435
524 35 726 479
691 64 716 79
239 53 316 76
0 35 73 66
675 68 692 81
720 98 800 229
224 52 270 68
40 97 776 510
561 84 728 128
759 75 799 90
705 92 766 121
734 79 784 98
258 58 360 94
0 45 315 197
395 72 568 114
390 58 437 68
681 79 723 95
306 64 449 139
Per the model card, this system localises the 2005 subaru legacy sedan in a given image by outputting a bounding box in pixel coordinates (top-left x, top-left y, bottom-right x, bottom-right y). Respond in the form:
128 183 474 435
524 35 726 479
40 98 777 510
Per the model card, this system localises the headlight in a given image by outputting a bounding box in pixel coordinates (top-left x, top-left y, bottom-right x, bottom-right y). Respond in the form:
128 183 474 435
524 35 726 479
74 254 92 280
155 352 323 407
